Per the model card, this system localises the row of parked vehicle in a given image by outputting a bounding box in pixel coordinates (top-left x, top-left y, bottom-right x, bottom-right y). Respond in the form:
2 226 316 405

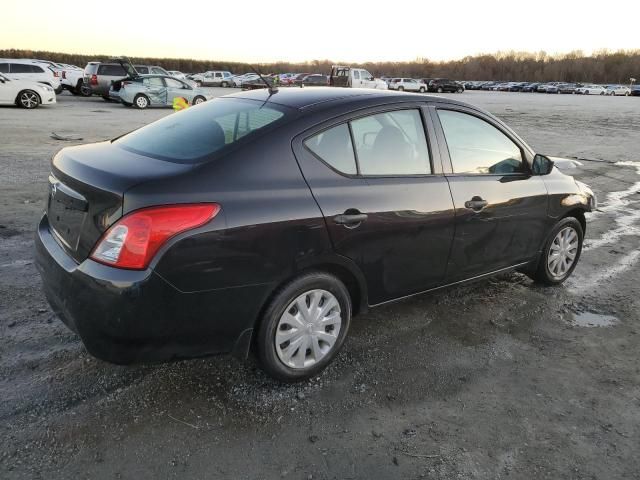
463 80 637 96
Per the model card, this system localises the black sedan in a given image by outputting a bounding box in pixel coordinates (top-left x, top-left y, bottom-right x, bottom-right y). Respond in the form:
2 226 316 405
300 74 328 86
36 88 596 382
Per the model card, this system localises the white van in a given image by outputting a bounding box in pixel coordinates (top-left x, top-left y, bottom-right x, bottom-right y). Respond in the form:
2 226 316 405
329 66 388 89
0 59 61 92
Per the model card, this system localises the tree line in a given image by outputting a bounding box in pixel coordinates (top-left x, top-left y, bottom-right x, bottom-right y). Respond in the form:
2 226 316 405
2 48 638 84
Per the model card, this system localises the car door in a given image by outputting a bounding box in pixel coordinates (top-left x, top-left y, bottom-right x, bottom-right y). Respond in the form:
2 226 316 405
165 77 192 104
293 105 456 304
351 70 362 88
431 106 549 282
142 76 168 105
0 75 13 103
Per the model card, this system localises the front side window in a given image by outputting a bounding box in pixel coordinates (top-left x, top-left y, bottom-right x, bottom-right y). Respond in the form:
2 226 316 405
351 110 431 175
304 124 357 175
165 78 186 89
115 98 287 163
10 63 33 74
438 110 524 175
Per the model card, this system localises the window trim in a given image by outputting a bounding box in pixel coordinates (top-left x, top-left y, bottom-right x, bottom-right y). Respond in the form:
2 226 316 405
301 105 437 179
433 105 533 177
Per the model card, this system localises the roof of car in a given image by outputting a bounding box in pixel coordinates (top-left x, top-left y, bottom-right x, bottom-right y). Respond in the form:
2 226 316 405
229 87 468 110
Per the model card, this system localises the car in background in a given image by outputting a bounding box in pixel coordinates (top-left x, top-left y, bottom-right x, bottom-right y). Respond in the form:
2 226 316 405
83 61 169 99
110 75 212 109
329 66 388 89
291 73 312 86
558 83 580 94
575 85 606 95
508 82 527 92
0 59 62 93
57 64 87 95
428 78 463 93
191 71 233 87
35 88 595 382
630 85 640 96
606 85 631 96
167 71 187 80
299 74 328 87
0 72 56 108
545 84 561 94
519 83 538 92
231 73 259 87
388 78 427 92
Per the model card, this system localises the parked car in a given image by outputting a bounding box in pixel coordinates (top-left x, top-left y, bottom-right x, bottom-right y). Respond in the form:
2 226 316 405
606 85 631 96
630 85 640 96
508 82 527 92
0 59 61 93
110 75 213 109
191 71 233 87
428 78 463 93
558 83 580 94
231 73 260 87
0 72 56 108
58 64 87 95
35 87 595 381
521 83 540 92
575 85 606 95
329 66 388 89
388 78 427 92
299 74 328 87
83 60 169 99
167 71 187 80
291 73 312 86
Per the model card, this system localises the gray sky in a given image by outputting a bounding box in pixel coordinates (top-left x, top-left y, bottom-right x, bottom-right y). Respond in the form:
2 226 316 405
2 0 639 62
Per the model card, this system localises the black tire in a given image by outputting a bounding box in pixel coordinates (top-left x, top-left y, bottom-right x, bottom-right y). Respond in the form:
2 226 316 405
398 86 404 91
437 87 443 93
133 94 150 109
196 81 203 87
192 95 206 105
457 87 463 93
16 90 40 109
529 217 583 285
221 81 229 88
256 272 352 382
419 86 425 93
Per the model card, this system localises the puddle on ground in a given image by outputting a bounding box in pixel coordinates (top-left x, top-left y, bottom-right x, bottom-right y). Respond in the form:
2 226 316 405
571 311 620 328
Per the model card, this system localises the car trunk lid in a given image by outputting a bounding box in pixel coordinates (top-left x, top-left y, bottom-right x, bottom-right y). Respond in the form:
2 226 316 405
48 141 194 263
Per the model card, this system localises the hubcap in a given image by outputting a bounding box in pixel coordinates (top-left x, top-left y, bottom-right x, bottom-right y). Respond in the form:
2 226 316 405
547 226 579 279
136 97 148 108
275 289 342 369
21 92 37 108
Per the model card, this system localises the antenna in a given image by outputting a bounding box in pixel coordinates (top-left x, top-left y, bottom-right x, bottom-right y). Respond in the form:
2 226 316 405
248 64 278 95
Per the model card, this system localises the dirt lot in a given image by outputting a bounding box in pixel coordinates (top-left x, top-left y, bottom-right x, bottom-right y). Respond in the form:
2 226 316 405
1 90 639 480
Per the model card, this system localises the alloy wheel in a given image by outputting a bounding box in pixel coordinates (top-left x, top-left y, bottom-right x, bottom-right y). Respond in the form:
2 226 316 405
20 91 39 108
547 226 579 279
275 289 342 369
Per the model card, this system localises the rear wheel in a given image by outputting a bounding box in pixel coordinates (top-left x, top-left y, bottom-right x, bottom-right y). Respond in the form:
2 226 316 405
133 94 150 109
529 217 583 285
419 86 425 93
16 90 40 109
437 87 443 93
398 86 404 91
457 87 463 93
256 272 352 382
221 81 229 88
192 95 206 105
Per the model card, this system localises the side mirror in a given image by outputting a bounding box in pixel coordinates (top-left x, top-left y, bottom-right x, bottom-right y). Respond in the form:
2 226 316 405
532 154 554 175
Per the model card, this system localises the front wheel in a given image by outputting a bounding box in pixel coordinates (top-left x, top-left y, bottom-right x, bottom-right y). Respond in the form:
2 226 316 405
256 272 352 382
529 217 583 285
437 87 443 93
419 86 425 93
192 95 206 105
221 81 229 88
17 90 40 109
457 87 463 93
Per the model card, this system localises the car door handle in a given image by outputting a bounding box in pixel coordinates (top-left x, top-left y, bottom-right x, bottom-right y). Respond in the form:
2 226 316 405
333 212 368 226
464 197 488 211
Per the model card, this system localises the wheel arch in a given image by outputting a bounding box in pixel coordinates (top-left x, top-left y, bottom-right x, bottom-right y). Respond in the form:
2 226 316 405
15 89 41 106
562 208 586 236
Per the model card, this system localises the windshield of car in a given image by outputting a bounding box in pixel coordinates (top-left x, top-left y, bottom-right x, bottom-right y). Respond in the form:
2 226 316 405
114 98 289 163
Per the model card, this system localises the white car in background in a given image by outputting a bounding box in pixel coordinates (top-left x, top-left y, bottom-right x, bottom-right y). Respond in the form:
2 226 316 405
0 59 61 93
232 73 260 87
606 85 631 96
168 70 187 80
58 64 86 95
388 78 427 92
576 85 606 95
0 72 56 108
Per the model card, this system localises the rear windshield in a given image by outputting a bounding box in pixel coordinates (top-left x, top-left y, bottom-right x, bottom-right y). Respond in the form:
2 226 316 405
114 98 289 163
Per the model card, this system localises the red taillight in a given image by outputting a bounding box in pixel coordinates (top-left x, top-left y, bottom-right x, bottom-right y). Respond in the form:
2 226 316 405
62 71 66 79
90 204 220 270
121 81 130 89
54 71 60 77
90 74 98 85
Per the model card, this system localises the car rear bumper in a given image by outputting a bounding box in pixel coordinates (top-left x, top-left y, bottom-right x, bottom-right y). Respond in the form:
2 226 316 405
35 214 269 364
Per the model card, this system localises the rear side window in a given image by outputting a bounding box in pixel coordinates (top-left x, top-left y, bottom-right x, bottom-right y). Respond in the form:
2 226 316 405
115 98 287 163
143 77 164 87
351 110 431 175
438 110 524 175
98 64 126 76
10 63 33 73
304 124 357 175
136 66 149 74
0 63 8 73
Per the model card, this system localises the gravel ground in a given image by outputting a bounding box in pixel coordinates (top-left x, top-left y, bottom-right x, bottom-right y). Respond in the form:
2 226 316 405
1 90 639 480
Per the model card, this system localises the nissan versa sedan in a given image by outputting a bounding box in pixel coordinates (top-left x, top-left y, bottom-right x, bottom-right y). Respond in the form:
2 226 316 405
36 88 596 382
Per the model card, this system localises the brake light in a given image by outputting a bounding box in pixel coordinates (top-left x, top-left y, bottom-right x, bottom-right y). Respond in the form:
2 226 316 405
90 204 220 270
62 71 66 79
90 74 98 85
54 71 60 77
